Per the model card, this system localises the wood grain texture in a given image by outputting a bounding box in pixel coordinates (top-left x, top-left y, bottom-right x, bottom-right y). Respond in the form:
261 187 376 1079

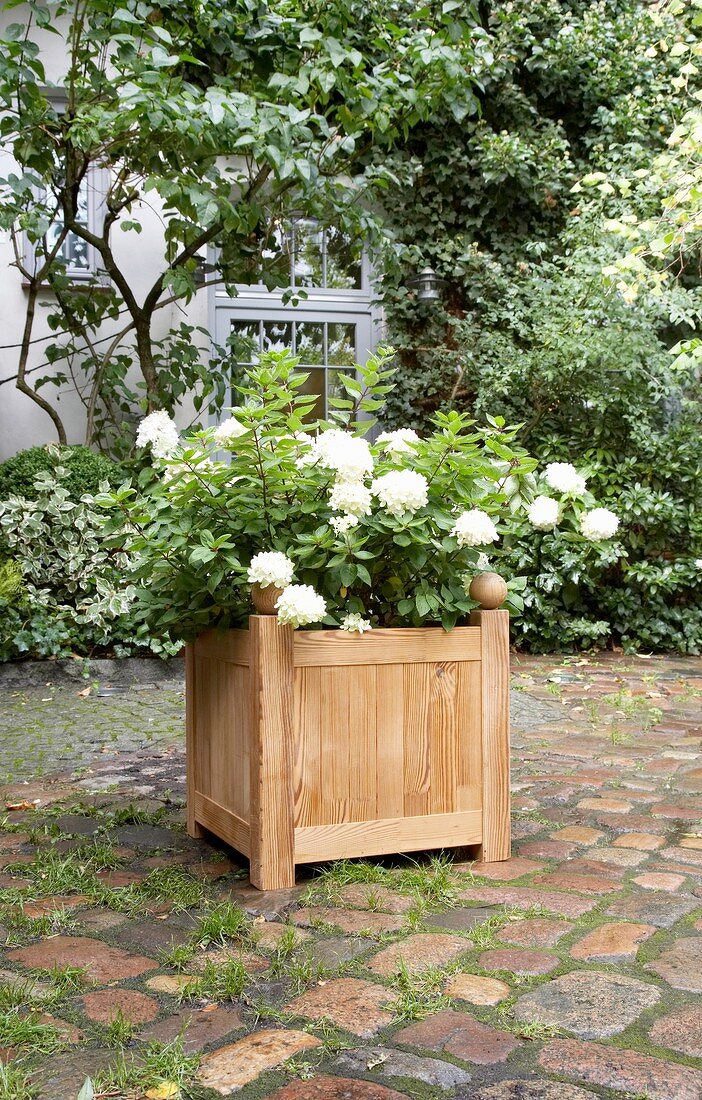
294 810 482 862
456 660 482 812
402 663 432 817
185 644 205 838
375 664 404 819
471 608 511 861
293 666 322 828
193 793 250 856
194 629 250 665
249 615 296 890
293 626 480 666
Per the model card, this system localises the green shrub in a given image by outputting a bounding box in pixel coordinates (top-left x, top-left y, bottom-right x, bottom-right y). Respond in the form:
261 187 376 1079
383 225 702 653
0 467 179 661
0 445 120 501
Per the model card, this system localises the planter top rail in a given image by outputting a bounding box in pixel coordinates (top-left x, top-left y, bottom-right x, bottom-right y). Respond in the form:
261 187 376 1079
194 625 481 667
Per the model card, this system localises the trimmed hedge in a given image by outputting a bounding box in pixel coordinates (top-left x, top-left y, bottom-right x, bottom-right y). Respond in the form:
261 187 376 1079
0 445 120 500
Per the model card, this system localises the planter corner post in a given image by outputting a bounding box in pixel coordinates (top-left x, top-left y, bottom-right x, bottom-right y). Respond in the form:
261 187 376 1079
470 572 511 862
248 611 296 891
185 643 207 839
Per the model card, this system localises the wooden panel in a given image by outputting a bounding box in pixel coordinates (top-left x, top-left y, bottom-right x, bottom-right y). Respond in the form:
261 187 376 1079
295 810 482 863
294 626 480 667
471 608 511 861
375 665 405 819
201 660 249 821
456 660 483 812
293 666 322 828
402 663 431 816
249 615 296 890
195 629 249 666
193 793 250 856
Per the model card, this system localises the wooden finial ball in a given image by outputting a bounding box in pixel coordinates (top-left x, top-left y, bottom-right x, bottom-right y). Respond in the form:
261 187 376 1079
469 571 508 610
251 583 283 615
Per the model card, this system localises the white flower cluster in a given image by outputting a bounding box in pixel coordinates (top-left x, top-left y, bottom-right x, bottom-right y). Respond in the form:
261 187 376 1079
247 551 295 589
136 411 179 459
330 514 360 535
276 584 327 627
528 495 560 531
376 428 420 457
580 508 620 540
303 429 374 482
371 470 429 517
544 462 587 495
452 509 499 547
329 481 373 517
214 411 248 447
341 613 372 633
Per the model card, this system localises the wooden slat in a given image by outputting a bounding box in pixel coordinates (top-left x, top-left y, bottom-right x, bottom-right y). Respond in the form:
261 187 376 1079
294 627 480 667
293 666 322 828
185 645 206 838
429 662 458 815
403 663 431 816
193 793 250 856
456 660 483 812
322 665 351 823
471 608 511 861
249 615 295 890
204 662 249 821
349 665 377 822
295 810 482 863
195 629 249 666
375 665 405 819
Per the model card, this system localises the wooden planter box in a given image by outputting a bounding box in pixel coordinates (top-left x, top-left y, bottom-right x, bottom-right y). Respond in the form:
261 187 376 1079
186 605 510 890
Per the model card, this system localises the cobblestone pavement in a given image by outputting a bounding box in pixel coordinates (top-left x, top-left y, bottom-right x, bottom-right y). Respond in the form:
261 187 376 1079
0 682 185 784
0 652 700 1100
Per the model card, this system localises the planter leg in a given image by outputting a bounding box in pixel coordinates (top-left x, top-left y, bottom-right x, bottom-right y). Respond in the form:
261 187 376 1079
185 644 207 839
471 607 511 862
248 615 296 890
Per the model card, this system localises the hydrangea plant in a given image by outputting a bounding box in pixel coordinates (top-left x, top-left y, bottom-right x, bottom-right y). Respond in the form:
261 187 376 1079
102 348 620 639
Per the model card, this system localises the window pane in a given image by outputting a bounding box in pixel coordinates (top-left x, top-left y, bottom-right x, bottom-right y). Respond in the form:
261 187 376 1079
327 368 355 410
325 228 363 289
229 320 260 363
45 184 91 271
293 219 324 287
295 322 325 365
296 367 325 422
327 323 356 366
262 321 293 352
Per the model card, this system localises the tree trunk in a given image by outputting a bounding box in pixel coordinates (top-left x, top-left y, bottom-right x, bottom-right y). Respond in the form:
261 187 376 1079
134 314 161 412
15 282 67 445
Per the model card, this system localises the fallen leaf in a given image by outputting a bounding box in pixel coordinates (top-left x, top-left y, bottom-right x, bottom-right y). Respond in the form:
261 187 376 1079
77 686 92 697
5 800 36 811
145 1085 180 1099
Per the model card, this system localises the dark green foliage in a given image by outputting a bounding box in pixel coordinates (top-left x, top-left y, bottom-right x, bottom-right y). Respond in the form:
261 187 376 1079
0 445 120 501
377 0 702 652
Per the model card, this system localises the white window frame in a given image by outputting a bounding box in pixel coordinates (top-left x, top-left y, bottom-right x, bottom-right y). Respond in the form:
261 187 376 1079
22 166 108 285
21 90 108 285
209 217 383 419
